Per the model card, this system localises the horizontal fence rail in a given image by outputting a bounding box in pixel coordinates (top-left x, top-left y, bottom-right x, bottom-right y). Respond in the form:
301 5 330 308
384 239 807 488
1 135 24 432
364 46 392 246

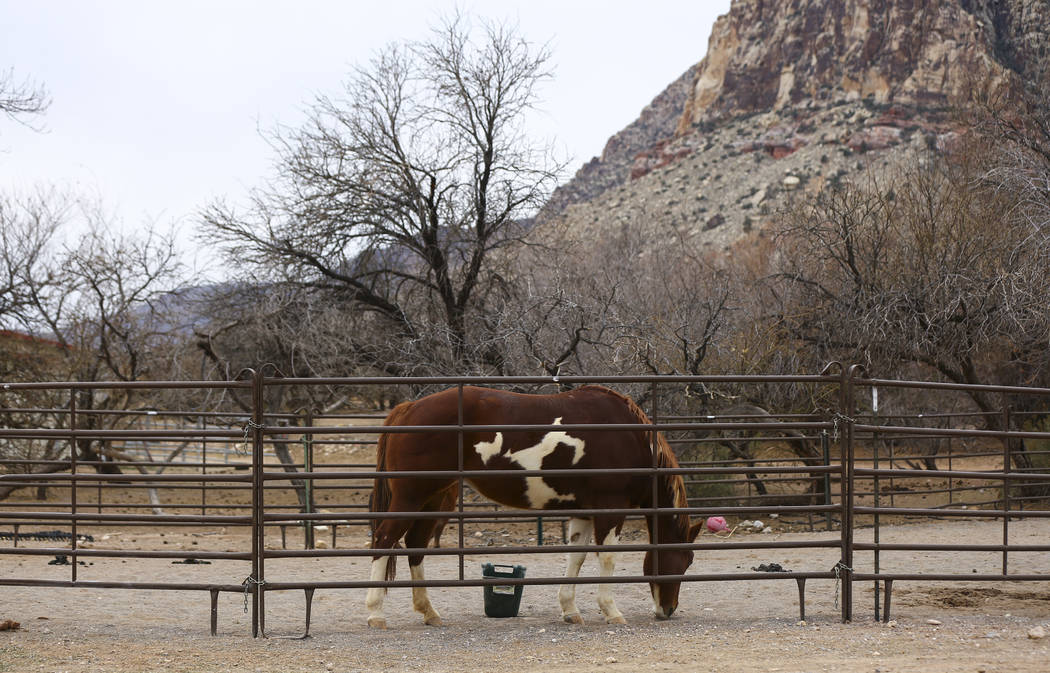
2 368 1049 635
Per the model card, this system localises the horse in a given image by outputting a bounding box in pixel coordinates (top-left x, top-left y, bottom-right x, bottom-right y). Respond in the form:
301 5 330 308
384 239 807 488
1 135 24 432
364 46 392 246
366 384 703 628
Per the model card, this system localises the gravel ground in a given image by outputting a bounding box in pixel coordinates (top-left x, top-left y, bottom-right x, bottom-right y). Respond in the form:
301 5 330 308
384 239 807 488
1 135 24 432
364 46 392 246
3 519 1050 672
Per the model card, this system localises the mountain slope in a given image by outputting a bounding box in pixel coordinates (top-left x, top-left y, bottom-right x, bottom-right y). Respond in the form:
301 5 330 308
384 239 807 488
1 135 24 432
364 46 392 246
539 0 1049 248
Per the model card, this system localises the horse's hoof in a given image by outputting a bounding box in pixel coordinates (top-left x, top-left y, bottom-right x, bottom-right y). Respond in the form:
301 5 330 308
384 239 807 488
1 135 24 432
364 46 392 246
367 617 387 629
563 613 584 625
605 615 627 625
424 615 443 627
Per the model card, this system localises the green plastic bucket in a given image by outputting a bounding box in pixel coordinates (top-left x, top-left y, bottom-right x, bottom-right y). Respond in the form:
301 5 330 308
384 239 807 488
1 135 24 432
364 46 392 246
482 562 526 617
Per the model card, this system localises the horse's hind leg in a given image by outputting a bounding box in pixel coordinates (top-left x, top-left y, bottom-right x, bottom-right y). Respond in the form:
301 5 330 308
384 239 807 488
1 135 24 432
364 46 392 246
366 517 413 629
406 518 443 626
558 517 593 624
430 487 456 548
593 517 626 624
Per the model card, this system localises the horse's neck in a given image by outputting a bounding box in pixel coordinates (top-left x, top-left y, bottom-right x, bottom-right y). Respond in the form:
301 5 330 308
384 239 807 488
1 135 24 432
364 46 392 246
655 449 687 509
649 511 686 543
649 473 688 542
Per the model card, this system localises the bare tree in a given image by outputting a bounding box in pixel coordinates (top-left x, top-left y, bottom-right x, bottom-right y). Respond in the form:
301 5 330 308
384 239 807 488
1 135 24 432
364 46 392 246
0 68 199 504
972 77 1050 241
496 261 626 383
201 14 563 375
60 220 188 476
191 282 377 405
771 146 1050 437
1 201 190 499
967 82 1050 481
0 189 67 330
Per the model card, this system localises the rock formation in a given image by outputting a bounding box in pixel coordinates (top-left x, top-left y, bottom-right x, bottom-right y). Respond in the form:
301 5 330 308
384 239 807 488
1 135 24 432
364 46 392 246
539 0 1050 250
678 0 1049 129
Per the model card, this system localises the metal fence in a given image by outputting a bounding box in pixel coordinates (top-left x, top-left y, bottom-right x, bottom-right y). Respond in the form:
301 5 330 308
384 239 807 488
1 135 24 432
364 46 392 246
2 367 1049 636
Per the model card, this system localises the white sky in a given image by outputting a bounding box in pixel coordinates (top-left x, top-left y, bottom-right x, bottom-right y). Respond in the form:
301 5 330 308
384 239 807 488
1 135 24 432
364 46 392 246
0 1 730 272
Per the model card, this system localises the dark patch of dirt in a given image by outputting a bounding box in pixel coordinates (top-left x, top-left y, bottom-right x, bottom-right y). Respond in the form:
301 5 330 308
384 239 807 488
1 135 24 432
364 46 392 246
898 587 1050 609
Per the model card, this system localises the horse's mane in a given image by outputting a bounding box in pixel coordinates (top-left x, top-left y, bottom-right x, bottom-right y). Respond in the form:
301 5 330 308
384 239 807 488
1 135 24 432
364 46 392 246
582 386 692 535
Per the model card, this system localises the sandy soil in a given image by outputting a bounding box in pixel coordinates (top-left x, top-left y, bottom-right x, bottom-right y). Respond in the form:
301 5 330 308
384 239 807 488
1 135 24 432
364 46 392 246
3 518 1050 673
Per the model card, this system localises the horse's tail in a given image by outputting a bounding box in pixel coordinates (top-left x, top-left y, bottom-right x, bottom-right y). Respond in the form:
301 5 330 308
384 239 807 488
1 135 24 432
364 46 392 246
371 400 414 581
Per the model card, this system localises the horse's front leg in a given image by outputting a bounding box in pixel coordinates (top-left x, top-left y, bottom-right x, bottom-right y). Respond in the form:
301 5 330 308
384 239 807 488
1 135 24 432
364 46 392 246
406 518 444 626
558 517 593 624
594 523 626 624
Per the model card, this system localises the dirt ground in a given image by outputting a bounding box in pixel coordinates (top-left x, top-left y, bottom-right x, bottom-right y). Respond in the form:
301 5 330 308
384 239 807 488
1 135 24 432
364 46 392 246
3 518 1050 673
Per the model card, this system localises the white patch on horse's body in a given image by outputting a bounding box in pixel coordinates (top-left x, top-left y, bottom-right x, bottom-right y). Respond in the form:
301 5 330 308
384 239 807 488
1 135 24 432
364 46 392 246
473 417 586 508
520 476 569 509
473 433 504 464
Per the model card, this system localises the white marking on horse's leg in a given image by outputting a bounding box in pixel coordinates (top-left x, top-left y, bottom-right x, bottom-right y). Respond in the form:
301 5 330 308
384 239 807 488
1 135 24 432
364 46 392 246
597 529 625 624
410 563 443 626
558 517 592 624
365 555 390 628
651 585 669 619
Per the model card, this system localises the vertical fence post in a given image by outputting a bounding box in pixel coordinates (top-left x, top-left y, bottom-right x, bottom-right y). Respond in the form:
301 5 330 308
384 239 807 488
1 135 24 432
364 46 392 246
457 383 465 582
95 410 102 515
1002 402 1012 576
822 430 831 531
872 403 880 622
69 387 78 584
249 368 266 637
200 412 207 517
650 382 660 579
837 365 859 623
947 433 954 507
303 408 315 551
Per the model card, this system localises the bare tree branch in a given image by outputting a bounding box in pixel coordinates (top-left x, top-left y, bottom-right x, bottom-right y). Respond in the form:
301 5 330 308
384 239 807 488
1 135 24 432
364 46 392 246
0 68 50 128
199 14 564 375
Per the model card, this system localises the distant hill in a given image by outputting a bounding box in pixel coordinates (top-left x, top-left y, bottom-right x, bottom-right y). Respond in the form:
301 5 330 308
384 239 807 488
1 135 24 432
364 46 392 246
538 0 1050 252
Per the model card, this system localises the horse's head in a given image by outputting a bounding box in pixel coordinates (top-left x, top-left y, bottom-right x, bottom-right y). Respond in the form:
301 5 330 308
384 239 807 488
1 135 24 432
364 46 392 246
644 519 704 619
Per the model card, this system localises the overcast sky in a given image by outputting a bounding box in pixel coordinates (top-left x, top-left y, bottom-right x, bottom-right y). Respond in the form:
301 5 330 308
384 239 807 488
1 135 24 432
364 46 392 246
0 1 730 270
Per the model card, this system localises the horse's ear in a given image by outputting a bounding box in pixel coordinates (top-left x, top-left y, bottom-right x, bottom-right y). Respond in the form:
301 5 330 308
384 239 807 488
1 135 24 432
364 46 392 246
689 520 704 542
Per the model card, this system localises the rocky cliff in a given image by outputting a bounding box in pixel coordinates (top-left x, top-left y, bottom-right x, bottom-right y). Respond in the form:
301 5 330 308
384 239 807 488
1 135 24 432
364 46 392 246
541 64 699 216
678 0 1048 129
540 0 1050 249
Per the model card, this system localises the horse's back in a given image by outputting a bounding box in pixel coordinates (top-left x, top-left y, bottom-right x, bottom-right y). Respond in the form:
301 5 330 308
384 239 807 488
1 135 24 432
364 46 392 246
378 384 656 476
381 385 648 446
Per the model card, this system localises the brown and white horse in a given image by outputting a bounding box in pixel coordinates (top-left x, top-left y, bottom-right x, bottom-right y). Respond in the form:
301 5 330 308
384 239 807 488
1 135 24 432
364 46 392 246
366 385 703 628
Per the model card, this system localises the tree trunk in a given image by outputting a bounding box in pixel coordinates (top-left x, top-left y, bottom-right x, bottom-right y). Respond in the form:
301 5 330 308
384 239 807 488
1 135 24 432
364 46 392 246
271 431 308 511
